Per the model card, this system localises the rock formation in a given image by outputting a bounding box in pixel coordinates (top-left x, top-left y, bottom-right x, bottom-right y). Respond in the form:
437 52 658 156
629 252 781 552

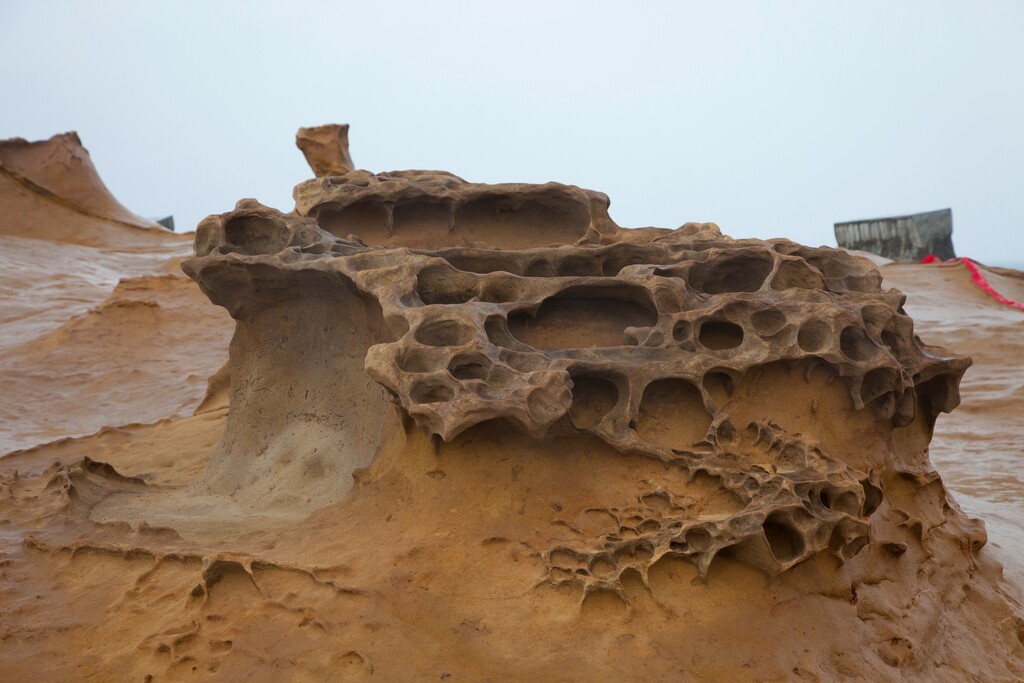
295 123 354 178
186 158 976 570
0 132 230 454
0 132 179 246
1 126 1021 681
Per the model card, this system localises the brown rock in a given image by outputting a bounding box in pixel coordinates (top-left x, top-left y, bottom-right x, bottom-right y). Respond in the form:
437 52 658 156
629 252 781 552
0 132 180 246
3 126 1022 682
295 123 354 177
184 173 969 578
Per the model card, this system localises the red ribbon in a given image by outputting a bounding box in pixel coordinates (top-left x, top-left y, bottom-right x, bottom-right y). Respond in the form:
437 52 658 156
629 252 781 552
921 255 1024 311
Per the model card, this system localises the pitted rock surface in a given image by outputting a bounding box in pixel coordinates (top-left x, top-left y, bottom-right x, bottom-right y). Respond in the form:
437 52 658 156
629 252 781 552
184 168 970 585
5 125 1022 683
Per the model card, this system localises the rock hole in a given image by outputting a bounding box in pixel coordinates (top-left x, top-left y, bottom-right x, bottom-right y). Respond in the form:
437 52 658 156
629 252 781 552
647 554 702 601
602 252 652 276
397 350 435 373
860 303 892 336
478 280 524 304
805 253 881 293
698 320 744 350
415 319 474 347
618 568 647 601
672 320 692 343
484 316 518 349
574 508 618 535
410 383 455 404
702 371 734 405
751 307 787 336
316 200 459 248
640 492 672 514
840 326 875 361
568 375 619 429
589 555 618 578
820 488 860 516
627 540 655 563
507 288 657 350
636 378 711 448
416 265 478 304
842 534 869 561
689 252 773 294
883 542 907 557
880 329 900 353
223 214 291 255
201 560 259 596
716 419 738 442
556 255 602 277
315 200 388 241
860 367 897 404
448 355 490 381
393 201 452 236
827 527 845 555
453 195 590 249
637 519 661 534
684 527 712 552
916 374 957 418
580 588 627 616
797 319 831 353
549 548 585 569
859 479 883 517
762 514 804 563
337 651 368 670
771 259 824 290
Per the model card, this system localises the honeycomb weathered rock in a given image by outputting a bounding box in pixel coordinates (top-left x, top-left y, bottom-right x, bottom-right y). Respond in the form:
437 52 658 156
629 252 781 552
184 156 971 587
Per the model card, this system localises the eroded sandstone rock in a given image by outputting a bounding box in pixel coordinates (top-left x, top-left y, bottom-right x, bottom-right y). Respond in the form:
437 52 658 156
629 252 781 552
295 123 354 178
3 125 1020 681
183 140 975 585
0 132 180 246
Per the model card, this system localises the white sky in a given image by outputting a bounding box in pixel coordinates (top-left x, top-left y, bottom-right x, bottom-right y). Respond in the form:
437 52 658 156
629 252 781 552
2 1 1022 264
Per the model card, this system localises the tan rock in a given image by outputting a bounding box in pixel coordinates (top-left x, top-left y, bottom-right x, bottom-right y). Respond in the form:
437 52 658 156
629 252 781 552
2 126 1022 682
0 132 182 246
295 123 354 177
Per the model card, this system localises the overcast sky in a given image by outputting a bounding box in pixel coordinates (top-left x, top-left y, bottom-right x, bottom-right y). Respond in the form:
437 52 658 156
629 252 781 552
2 1 1022 264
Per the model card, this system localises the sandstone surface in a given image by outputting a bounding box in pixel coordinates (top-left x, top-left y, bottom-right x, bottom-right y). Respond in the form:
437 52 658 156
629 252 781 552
1 127 1022 681
0 132 183 247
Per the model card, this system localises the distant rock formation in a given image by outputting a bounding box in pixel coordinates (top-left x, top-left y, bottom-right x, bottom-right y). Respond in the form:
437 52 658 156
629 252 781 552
0 132 180 246
835 208 956 262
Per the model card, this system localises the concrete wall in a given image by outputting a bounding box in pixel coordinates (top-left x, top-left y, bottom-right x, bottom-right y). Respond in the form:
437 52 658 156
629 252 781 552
834 208 955 262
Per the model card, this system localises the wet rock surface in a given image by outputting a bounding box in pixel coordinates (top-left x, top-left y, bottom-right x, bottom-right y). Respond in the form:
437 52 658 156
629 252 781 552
2 127 1022 681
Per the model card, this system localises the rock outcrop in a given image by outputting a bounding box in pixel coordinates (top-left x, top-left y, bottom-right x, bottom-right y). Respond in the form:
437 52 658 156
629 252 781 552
184 164 975 582
0 132 228 454
295 123 355 178
0 132 181 246
2 126 1020 681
